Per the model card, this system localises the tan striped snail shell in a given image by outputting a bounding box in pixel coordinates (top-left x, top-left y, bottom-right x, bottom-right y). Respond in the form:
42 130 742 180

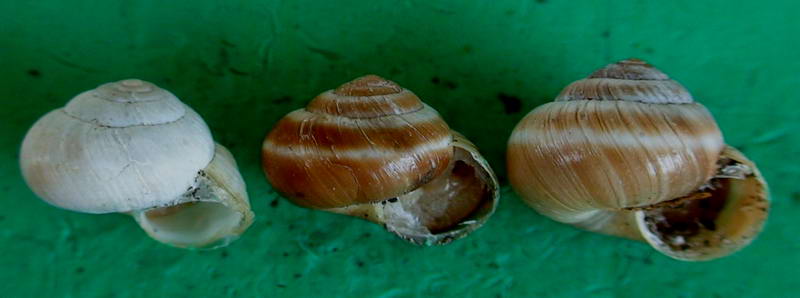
20 79 254 249
262 75 499 245
507 59 769 261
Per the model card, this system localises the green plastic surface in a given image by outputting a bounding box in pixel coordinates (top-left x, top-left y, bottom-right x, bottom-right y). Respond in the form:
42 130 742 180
2 1 799 297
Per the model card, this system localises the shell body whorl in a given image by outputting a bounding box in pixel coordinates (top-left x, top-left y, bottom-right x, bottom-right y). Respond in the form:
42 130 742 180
508 100 724 221
262 75 453 209
21 79 215 213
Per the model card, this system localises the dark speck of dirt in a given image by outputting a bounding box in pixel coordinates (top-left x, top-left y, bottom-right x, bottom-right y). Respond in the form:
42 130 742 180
601 30 610 39
293 273 302 279
644 48 655 54
270 199 280 208
282 252 290 257
27 69 41 77
389 67 402 76
277 284 287 288
497 93 522 114
75 267 85 274
356 260 365 268
535 0 547 3
273 96 293 104
221 251 229 258
431 77 458 89
488 262 500 269
792 192 800 202
463 45 474 53
229 68 249 76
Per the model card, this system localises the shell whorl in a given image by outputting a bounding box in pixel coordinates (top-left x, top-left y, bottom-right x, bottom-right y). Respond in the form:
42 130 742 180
64 79 187 127
262 75 453 209
508 59 725 220
556 59 694 104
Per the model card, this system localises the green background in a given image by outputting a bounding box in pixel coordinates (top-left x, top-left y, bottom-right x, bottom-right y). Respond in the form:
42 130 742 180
1 0 798 297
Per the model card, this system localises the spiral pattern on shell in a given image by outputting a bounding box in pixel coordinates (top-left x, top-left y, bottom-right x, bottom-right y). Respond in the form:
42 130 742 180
262 75 453 209
508 59 725 221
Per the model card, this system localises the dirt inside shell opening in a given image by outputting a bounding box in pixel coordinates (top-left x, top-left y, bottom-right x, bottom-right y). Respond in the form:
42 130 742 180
380 145 497 243
638 156 769 260
139 201 243 248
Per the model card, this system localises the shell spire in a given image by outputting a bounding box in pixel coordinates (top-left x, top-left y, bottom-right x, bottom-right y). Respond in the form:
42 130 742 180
588 58 669 80
556 58 693 104
306 75 424 118
333 74 403 96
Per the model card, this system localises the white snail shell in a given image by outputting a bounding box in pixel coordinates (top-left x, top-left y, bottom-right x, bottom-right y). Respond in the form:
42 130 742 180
20 79 254 249
507 59 769 261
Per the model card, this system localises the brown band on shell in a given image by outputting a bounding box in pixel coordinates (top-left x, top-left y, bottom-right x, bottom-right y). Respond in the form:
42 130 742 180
556 58 694 104
265 107 450 152
306 75 424 118
262 143 452 209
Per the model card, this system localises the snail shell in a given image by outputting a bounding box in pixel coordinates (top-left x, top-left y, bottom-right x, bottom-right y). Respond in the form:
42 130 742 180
507 59 769 261
20 79 254 249
262 75 499 245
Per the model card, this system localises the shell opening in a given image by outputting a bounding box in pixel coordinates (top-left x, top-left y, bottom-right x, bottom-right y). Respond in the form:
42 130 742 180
133 144 253 249
381 143 497 244
637 152 769 260
138 201 243 248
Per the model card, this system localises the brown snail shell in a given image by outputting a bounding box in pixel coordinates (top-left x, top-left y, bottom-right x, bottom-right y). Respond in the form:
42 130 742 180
507 59 769 261
262 75 499 245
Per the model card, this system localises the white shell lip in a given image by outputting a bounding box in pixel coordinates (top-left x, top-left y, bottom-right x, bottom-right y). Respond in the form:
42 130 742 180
64 79 186 127
131 144 255 249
